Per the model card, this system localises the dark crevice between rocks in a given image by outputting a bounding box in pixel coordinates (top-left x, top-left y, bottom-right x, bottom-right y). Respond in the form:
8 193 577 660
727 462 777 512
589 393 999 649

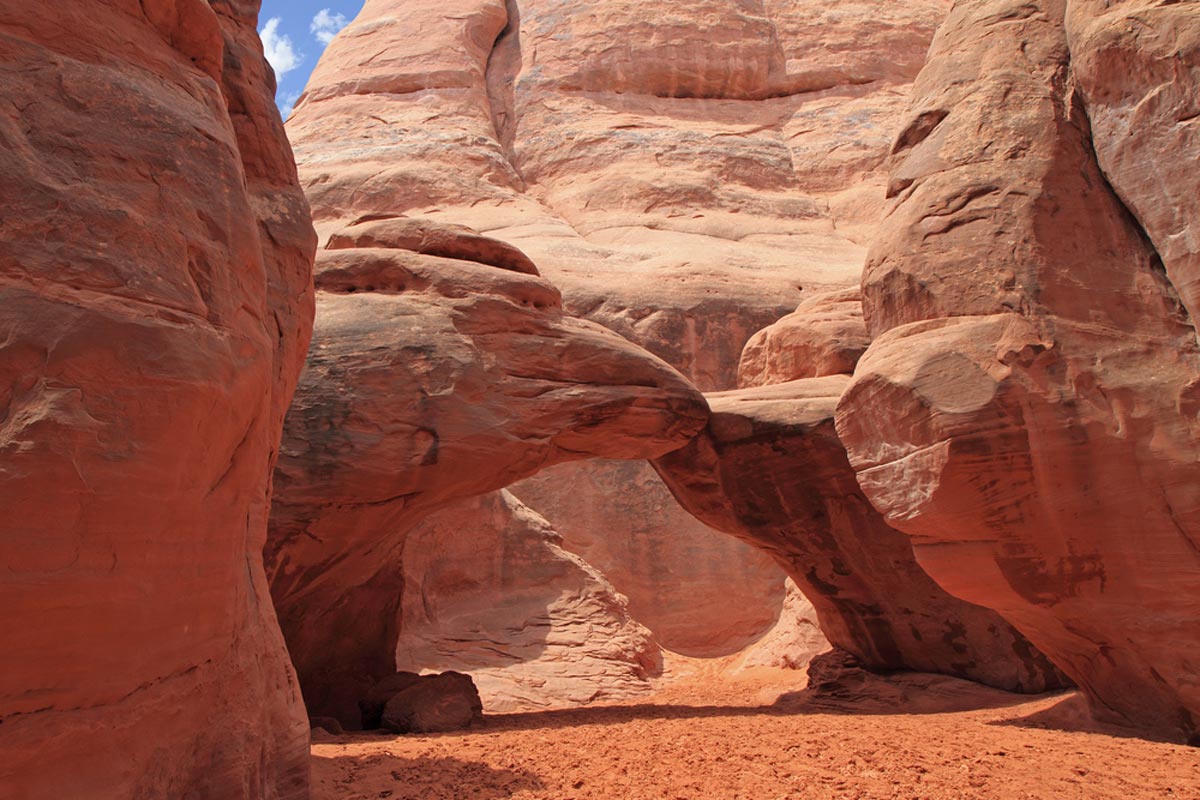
1065 83 1197 340
484 0 526 190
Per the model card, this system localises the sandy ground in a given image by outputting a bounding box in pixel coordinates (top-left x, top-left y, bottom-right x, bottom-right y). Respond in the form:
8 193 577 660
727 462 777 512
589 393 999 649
312 655 1200 799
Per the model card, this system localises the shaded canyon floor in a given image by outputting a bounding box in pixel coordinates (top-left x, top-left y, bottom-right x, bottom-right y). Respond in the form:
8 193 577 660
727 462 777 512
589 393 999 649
311 656 1199 800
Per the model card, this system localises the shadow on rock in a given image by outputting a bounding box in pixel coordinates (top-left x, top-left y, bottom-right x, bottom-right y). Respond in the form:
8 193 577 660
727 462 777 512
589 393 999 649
319 653 1067 742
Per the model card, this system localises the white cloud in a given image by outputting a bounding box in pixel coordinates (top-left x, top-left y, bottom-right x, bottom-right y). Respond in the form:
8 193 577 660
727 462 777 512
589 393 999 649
311 9 349 45
259 17 302 80
278 91 302 120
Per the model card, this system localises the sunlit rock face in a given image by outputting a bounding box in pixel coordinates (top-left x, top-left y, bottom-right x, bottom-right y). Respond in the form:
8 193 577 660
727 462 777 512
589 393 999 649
835 0 1200 742
0 1 315 797
652 205 1066 694
1065 0 1200 327
288 0 950 378
738 288 870 389
266 233 707 726
284 0 951 661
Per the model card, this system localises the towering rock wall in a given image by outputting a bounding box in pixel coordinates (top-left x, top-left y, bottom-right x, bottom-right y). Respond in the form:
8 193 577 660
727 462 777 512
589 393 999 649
287 0 950 658
290 0 948 376
836 0 1200 741
0 2 315 798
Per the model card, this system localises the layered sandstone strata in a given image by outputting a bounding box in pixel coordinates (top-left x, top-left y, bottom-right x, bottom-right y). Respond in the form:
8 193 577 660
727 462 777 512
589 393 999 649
0 2 315 798
289 0 949 380
288 0 951 656
836 0 1200 741
267 224 707 726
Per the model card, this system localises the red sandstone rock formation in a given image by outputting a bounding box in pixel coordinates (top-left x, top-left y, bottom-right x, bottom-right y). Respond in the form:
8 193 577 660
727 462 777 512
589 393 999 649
835 0 1200 742
290 0 949 383
0 2 315 797
379 672 484 734
393 491 663 711
736 579 831 672
267 230 707 726
738 288 870 388
1065 0 1200 325
327 217 539 275
510 461 787 657
287 0 951 659
655 377 1066 692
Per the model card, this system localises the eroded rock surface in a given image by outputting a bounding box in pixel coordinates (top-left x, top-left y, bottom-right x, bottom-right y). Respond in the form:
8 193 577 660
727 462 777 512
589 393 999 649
393 491 663 712
0 2 315 797
290 0 951 386
655 377 1066 693
736 579 831 672
380 672 484 734
1065 0 1200 324
286 0 952 662
327 216 540 275
836 0 1200 741
738 288 870 388
267 234 706 726
510 461 786 657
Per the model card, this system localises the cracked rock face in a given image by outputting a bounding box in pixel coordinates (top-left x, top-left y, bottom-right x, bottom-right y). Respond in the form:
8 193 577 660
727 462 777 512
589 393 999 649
1065 0 1200 327
0 2 315 798
287 0 951 661
266 232 707 726
835 0 1200 742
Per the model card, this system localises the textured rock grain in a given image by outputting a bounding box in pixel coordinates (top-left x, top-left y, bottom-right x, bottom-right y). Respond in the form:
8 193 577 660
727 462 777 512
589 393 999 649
379 672 484 734
836 0 1200 741
738 288 870 388
511 461 787 657
0 2 315 797
736 578 831 672
1065 0 1200 324
393 491 663 712
286 0 951 660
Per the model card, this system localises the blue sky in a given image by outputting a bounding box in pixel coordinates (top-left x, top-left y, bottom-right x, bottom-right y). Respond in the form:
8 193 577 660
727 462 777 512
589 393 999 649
259 1 365 117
